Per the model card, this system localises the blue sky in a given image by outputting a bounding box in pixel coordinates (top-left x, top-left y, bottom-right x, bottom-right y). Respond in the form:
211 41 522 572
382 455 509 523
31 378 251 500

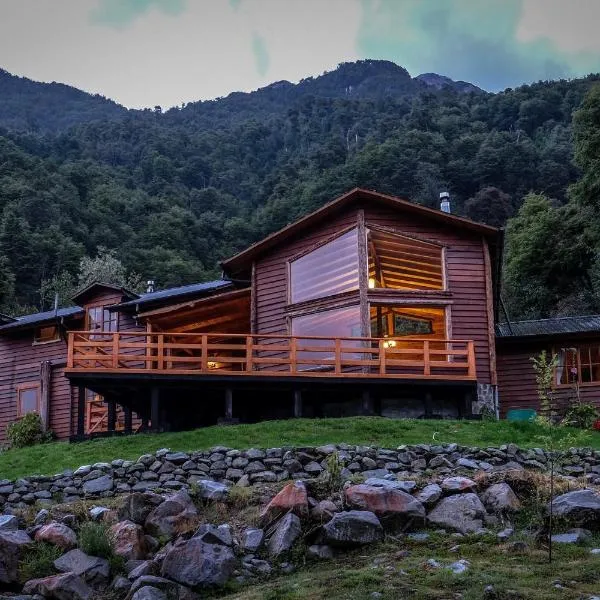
0 0 599 108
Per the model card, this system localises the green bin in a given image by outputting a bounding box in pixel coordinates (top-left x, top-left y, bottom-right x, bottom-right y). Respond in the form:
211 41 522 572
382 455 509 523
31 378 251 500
506 408 537 422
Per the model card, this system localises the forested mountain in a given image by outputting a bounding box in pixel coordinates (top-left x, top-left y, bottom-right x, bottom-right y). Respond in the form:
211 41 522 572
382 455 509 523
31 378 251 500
1 59 600 319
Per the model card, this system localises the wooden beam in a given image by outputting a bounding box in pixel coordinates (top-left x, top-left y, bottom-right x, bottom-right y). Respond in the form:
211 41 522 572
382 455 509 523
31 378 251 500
293 389 302 417
77 386 86 437
39 360 51 431
225 388 233 419
483 238 497 386
107 399 117 433
151 387 160 432
357 210 370 340
251 261 257 334
124 405 133 434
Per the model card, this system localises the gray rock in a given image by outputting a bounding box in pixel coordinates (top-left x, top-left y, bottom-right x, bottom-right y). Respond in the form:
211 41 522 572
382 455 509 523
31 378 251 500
82 475 113 495
497 528 514 541
551 528 591 544
127 560 157 580
308 544 334 559
481 483 521 513
145 489 199 538
415 484 443 507
268 513 302 556
363 478 416 493
241 528 264 552
54 549 110 587
23 572 93 600
194 523 232 546
194 479 230 500
456 458 479 470
549 489 600 527
131 587 167 600
448 559 470 574
111 575 132 592
0 515 18 531
304 461 323 474
74 465 92 477
246 448 266 460
127 576 199 600
0 529 33 583
427 493 486 534
440 477 477 494
89 507 111 521
322 510 383 547
161 539 236 587
120 492 163 524
34 509 50 526
165 452 189 464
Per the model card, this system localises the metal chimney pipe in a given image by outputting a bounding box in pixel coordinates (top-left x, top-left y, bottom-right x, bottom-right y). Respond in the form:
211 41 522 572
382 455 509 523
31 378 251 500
440 191 451 213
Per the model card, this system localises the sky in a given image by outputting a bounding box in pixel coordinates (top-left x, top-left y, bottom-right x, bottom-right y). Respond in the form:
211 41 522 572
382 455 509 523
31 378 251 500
0 0 599 109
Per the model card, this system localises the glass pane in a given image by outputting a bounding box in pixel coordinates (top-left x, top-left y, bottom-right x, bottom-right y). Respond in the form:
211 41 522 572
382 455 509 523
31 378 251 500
19 388 38 414
35 326 59 342
368 229 443 291
290 229 359 303
370 306 445 338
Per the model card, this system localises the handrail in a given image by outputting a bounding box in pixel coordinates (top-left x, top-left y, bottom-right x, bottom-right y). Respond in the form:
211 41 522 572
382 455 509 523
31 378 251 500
66 331 477 381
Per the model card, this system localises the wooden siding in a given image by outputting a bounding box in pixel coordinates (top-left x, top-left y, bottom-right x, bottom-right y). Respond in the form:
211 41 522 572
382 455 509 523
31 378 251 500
255 204 494 385
497 339 600 416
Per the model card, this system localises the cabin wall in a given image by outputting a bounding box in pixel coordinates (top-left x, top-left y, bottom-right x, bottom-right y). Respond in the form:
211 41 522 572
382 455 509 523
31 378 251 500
254 204 494 386
497 339 600 416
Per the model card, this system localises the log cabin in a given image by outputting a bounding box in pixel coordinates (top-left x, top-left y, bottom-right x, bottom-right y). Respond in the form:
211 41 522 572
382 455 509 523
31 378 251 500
2 186 568 442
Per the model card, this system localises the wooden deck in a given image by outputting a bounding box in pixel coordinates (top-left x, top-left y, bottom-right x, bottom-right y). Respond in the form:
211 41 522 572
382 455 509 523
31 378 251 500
66 332 477 381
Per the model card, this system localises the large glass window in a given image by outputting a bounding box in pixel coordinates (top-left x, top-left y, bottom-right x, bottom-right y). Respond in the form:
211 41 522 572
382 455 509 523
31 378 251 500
368 229 443 291
556 346 600 385
290 229 359 304
370 306 445 338
87 306 118 333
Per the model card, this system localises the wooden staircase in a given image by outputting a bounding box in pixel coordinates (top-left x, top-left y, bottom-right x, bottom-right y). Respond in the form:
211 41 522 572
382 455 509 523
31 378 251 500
85 398 142 435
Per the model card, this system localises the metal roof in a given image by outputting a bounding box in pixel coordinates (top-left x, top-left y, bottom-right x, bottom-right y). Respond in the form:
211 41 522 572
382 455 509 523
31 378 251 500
0 306 84 333
114 279 233 310
496 315 600 338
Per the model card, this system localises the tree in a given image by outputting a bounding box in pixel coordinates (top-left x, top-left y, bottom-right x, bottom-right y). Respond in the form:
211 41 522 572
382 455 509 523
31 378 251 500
77 247 144 293
464 186 513 226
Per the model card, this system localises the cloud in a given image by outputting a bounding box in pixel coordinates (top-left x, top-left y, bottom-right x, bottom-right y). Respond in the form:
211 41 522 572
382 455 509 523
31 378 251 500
90 0 187 28
356 0 600 91
252 32 269 77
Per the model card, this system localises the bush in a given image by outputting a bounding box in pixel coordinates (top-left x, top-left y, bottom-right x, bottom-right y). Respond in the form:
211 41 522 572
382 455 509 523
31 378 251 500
562 402 599 429
78 521 124 574
19 542 61 583
6 413 53 448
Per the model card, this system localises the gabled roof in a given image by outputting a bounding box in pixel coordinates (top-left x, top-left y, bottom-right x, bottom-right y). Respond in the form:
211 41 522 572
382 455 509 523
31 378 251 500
0 306 84 333
113 280 234 312
71 282 138 305
222 188 501 273
496 315 600 339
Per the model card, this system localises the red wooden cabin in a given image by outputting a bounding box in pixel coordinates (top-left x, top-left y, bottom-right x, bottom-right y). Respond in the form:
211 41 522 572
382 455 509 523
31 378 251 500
0 188 504 441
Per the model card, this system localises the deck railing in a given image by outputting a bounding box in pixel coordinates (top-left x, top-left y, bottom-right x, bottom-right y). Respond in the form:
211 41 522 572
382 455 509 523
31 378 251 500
67 331 476 381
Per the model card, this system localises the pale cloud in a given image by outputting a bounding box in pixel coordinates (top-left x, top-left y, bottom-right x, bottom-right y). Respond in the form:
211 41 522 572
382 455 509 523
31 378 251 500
252 33 270 77
91 0 187 28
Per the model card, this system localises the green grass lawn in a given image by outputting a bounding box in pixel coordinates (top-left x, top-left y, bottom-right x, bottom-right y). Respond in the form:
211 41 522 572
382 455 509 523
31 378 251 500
1 417 598 481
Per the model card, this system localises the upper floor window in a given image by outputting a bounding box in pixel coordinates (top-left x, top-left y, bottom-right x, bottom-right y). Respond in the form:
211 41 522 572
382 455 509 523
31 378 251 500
34 325 60 344
17 383 39 416
367 229 444 291
289 228 359 304
87 306 118 333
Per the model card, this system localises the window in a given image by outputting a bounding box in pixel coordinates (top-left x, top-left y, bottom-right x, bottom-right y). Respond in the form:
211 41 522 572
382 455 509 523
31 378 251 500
367 229 443 291
289 229 359 304
87 306 118 333
17 383 40 416
370 306 445 338
34 325 60 344
556 346 600 385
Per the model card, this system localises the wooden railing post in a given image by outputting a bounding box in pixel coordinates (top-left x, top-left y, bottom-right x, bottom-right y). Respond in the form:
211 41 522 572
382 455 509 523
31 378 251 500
290 337 297 374
112 333 120 368
157 334 164 371
379 339 386 375
467 341 476 378
246 336 253 372
67 332 74 368
423 340 430 376
201 335 208 372
335 338 341 374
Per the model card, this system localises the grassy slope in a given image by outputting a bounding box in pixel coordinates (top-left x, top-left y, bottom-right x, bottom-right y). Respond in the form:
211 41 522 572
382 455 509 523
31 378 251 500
1 417 598 480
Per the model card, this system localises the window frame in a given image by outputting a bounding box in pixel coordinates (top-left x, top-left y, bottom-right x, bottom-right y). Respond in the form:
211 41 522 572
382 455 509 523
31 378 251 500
86 301 119 334
33 324 61 345
16 382 40 417
554 345 600 387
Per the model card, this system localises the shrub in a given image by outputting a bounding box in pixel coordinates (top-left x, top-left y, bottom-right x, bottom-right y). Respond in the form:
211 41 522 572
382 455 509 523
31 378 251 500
562 402 599 429
6 412 53 448
19 542 61 583
78 521 124 574
325 452 344 493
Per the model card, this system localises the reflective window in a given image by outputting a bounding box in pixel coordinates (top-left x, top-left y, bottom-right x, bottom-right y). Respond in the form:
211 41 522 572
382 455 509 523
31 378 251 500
370 306 445 338
17 384 39 415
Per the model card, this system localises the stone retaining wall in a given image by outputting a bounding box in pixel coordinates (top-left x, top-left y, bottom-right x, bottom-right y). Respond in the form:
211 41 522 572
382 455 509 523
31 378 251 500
1 442 598 510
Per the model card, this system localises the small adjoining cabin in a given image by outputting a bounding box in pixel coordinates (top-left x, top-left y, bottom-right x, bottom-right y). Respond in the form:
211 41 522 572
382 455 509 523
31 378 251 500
0 188 508 441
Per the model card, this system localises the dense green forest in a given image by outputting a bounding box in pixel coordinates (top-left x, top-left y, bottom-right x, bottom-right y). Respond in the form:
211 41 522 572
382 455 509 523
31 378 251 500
1 59 600 319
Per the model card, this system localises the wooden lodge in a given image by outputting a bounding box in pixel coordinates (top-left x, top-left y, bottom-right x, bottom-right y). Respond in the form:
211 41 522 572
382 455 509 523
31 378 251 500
3 187 594 442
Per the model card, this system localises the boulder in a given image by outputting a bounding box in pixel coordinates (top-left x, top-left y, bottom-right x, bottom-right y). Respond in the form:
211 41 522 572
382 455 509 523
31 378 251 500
321 510 383 547
145 489 199 538
308 544 334 559
127 560 158 580
427 493 486 534
0 514 18 531
194 523 233 546
110 520 148 560
34 509 50 526
260 481 308 522
126 576 199 600
54 549 110 588
549 489 600 527
0 529 33 584
440 477 477 494
23 572 93 600
415 484 443 507
364 478 417 493
551 528 592 544
35 522 77 550
82 475 113 495
310 500 338 522
268 513 302 557
131 587 167 600
119 492 163 525
193 479 229 500
345 484 425 526
481 483 521 513
161 539 236 587
241 528 264 552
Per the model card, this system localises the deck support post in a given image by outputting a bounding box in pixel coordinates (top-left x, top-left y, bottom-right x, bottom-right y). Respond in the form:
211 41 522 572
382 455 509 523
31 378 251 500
293 389 302 418
362 390 373 415
424 392 433 418
225 388 233 419
124 405 133 434
107 399 117 433
151 388 160 432
77 386 86 438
